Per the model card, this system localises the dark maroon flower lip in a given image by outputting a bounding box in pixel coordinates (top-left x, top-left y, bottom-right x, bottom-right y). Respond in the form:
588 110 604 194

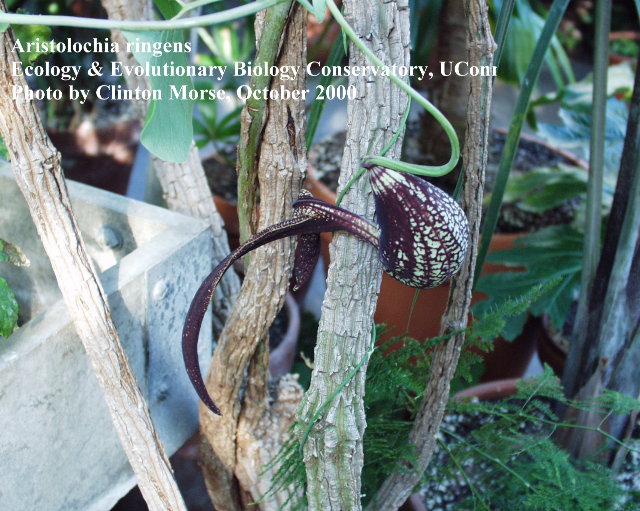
182 193 380 415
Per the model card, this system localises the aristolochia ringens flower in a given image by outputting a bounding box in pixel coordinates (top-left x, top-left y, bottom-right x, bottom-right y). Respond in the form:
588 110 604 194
183 166 469 415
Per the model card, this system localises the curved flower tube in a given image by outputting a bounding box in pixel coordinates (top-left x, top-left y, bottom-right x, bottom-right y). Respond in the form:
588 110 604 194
182 193 379 415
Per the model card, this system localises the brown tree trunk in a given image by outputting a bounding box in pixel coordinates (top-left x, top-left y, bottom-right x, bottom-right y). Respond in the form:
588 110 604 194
295 0 410 509
561 53 640 460
198 5 308 510
366 0 494 508
0 10 187 511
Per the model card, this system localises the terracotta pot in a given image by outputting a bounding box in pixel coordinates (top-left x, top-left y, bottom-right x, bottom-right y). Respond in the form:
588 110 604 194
609 31 639 66
213 194 241 250
47 119 139 196
536 313 567 377
375 233 539 382
307 13 342 66
306 173 537 382
455 378 519 401
269 293 302 377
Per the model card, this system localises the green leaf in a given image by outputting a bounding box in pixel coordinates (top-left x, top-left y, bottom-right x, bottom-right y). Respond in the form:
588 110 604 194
152 0 182 19
503 166 588 214
0 135 8 160
122 30 194 163
519 181 586 212
538 98 628 174
474 227 582 338
12 18 53 64
0 239 29 267
502 165 588 214
561 63 634 107
475 0 571 284
496 0 572 89
0 278 19 339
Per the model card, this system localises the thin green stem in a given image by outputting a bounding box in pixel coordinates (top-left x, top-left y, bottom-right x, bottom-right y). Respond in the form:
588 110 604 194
472 404 640 454
441 428 533 489
438 438 491 511
405 290 421 334
196 26 219 55
492 0 516 72
336 167 366 206
306 36 346 149
572 0 611 339
321 0 459 177
525 414 639 453
236 0 292 244
335 99 411 206
0 0 283 30
474 0 571 287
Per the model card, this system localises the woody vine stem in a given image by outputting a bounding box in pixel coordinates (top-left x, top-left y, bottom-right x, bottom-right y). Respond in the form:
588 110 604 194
0 0 460 176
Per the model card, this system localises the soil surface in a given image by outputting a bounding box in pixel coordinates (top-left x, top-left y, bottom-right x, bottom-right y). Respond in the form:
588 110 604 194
309 123 580 233
203 123 582 234
419 404 640 510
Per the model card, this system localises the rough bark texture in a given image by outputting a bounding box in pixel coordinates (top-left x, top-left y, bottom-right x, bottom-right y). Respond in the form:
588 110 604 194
235 1 294 245
420 0 470 189
366 1 494 509
0 14 187 511
198 5 306 511
561 54 640 458
295 1 410 510
100 0 241 335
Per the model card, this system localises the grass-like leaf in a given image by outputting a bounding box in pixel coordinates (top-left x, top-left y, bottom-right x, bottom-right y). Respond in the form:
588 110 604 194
475 0 572 286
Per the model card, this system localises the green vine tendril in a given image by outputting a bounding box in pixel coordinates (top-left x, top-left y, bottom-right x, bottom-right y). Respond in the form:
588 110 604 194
321 0 459 177
336 98 412 206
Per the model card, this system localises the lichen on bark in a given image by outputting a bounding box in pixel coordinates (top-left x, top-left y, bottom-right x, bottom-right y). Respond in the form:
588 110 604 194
295 0 411 509
197 4 308 510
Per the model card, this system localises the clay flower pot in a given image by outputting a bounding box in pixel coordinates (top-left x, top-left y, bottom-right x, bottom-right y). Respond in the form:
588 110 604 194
269 293 302 377
306 172 538 382
536 313 568 377
47 119 139 196
213 194 241 250
455 378 519 401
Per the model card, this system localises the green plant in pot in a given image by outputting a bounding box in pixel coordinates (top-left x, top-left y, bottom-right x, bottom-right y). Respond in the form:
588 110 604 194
474 0 640 464
8 0 638 509
475 64 633 360
0 238 28 339
7 0 139 195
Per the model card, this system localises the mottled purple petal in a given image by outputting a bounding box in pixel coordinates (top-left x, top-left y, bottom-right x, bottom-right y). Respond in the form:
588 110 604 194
292 233 321 292
369 165 469 289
